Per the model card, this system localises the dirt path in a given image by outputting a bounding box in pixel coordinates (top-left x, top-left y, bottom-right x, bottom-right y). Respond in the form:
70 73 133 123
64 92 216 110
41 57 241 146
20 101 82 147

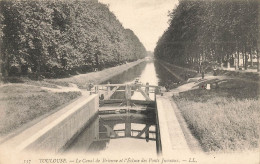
0 82 89 95
41 83 89 95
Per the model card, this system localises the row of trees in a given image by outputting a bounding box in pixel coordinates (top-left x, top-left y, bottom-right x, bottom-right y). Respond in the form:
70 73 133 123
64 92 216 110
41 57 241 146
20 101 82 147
155 0 260 71
0 0 146 77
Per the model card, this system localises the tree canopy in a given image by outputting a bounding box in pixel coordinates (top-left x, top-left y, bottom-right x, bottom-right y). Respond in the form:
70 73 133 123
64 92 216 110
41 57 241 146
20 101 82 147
0 0 146 77
155 0 259 71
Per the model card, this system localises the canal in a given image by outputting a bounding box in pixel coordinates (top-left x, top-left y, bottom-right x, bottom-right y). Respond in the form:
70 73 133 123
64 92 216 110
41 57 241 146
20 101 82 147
65 60 180 155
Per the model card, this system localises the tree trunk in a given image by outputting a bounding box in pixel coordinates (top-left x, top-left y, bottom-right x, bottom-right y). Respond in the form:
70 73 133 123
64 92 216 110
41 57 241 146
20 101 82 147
238 49 240 69
0 60 2 83
227 53 230 69
220 59 223 69
250 48 253 67
36 59 41 78
220 53 223 69
244 44 248 70
95 53 99 68
256 2 260 72
235 51 238 70
3 54 10 77
257 50 260 72
242 49 245 69
245 53 248 70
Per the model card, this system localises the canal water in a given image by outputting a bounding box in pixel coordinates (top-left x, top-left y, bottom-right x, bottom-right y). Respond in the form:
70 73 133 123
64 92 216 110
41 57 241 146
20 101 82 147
65 60 179 155
102 60 180 86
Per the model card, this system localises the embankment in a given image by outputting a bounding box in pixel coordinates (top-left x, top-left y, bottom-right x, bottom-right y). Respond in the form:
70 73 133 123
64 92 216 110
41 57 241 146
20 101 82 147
157 60 197 82
47 59 145 88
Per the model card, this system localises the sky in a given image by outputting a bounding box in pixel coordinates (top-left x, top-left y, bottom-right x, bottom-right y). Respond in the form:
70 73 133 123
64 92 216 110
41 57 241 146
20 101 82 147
98 0 179 51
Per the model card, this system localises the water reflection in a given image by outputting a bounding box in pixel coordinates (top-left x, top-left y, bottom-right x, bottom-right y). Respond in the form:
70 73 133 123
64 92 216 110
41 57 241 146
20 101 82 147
65 111 158 155
102 62 147 84
103 60 180 87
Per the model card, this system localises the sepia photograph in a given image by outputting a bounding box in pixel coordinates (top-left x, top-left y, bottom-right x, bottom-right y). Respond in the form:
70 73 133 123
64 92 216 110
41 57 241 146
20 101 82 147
0 0 259 163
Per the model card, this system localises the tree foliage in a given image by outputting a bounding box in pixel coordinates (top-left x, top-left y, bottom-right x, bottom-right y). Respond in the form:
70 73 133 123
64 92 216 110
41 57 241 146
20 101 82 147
155 0 259 71
0 0 146 77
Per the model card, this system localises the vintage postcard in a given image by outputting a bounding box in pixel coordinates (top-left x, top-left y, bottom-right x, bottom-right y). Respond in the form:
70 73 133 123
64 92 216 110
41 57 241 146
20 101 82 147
0 0 259 163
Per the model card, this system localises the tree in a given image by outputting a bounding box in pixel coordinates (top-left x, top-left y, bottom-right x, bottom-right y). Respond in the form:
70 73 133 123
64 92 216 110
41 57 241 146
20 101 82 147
155 0 259 72
0 0 146 77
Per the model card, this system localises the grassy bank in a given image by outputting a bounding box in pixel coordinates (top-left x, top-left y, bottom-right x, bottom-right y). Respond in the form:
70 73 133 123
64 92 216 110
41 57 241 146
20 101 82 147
173 78 260 152
0 85 81 136
215 69 259 81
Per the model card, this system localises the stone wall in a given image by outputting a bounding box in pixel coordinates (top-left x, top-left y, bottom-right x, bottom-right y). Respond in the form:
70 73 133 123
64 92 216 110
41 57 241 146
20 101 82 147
16 94 99 153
